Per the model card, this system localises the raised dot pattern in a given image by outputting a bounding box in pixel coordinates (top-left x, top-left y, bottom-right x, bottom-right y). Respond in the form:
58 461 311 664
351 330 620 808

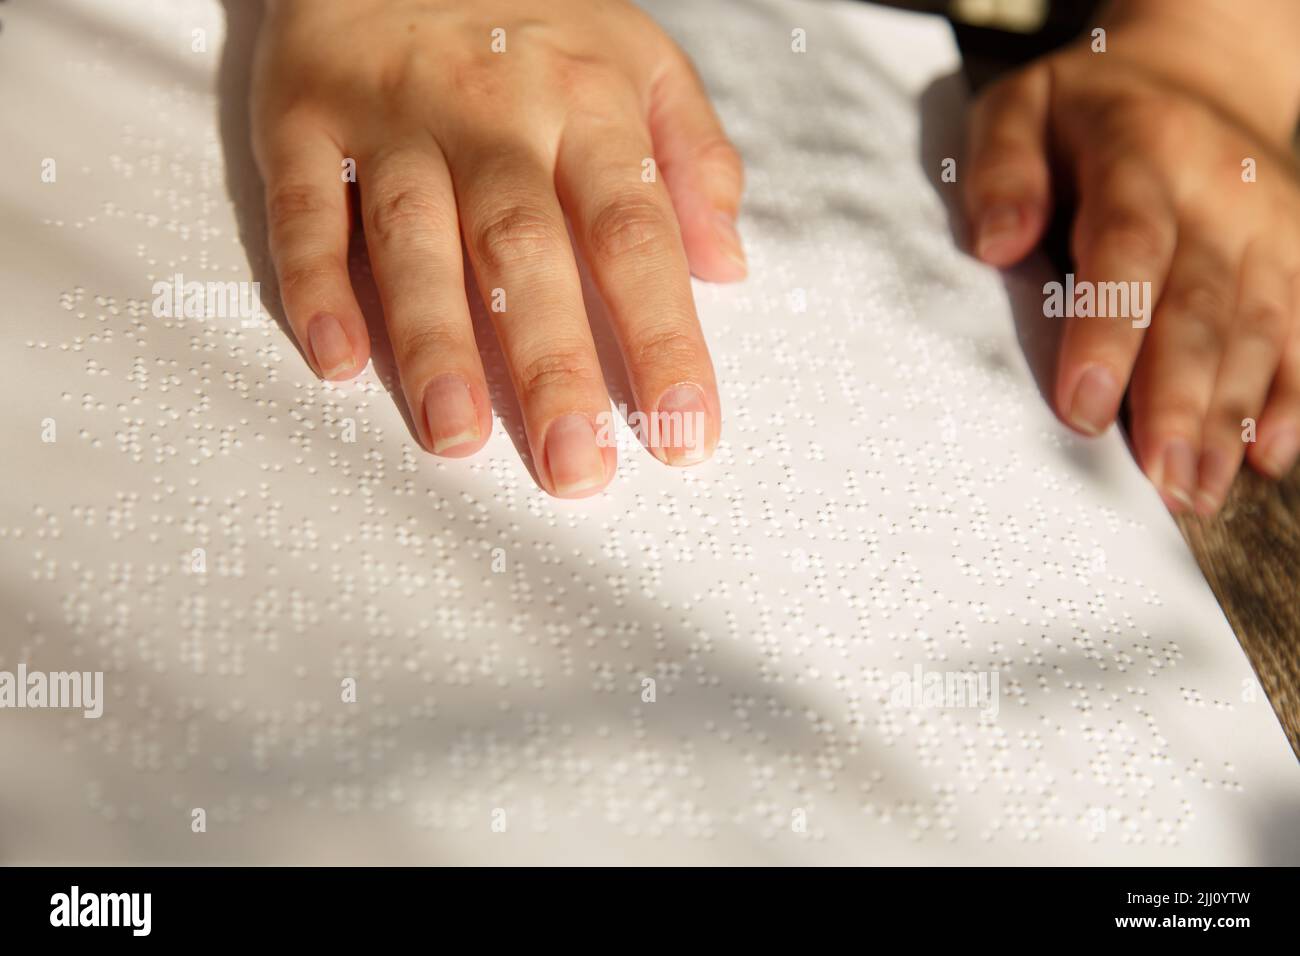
0 0 1295 864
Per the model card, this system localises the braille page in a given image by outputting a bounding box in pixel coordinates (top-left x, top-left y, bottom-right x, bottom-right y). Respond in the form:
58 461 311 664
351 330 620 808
1 0 1297 865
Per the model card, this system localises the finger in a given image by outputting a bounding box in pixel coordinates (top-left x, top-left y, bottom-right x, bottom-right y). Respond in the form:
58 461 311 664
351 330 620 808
1194 243 1291 513
557 116 720 466
358 140 491 457
451 142 615 497
963 62 1052 267
1248 274 1300 479
1129 236 1237 512
1054 160 1177 435
647 49 746 282
260 120 370 381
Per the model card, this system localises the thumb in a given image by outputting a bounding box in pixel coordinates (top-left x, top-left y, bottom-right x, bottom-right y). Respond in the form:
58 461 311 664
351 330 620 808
649 50 747 282
963 62 1053 267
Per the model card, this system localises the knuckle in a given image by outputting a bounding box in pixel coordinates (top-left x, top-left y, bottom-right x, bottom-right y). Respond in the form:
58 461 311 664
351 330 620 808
1135 103 1196 160
971 143 1031 185
278 255 340 297
1094 211 1171 265
1135 395 1200 437
394 322 461 366
588 197 675 261
693 136 744 182
1238 301 1290 346
366 187 448 247
516 346 598 401
448 56 506 102
267 184 328 234
629 325 700 371
548 52 612 100
1166 281 1231 329
376 53 427 103
1209 398 1253 434
968 151 1044 210
472 206 560 270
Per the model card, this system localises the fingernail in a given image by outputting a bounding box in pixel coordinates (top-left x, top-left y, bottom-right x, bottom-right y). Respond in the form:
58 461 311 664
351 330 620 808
1067 366 1120 436
713 211 747 275
654 383 711 466
1258 428 1299 478
308 313 355 380
544 413 607 497
975 203 1022 262
423 374 481 456
1160 438 1197 512
1194 447 1233 516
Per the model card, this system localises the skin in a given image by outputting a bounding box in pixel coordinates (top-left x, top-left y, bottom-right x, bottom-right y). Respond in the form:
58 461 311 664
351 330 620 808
255 0 1300 511
251 0 745 498
964 0 1300 516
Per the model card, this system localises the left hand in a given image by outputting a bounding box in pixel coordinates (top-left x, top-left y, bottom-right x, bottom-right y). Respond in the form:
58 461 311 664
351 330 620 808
962 0 1300 515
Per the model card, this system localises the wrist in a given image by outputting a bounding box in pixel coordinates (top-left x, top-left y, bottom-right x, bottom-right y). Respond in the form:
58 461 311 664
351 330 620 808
1094 0 1300 147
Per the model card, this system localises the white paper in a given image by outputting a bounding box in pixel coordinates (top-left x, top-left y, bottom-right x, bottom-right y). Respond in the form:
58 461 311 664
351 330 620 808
0 0 1296 864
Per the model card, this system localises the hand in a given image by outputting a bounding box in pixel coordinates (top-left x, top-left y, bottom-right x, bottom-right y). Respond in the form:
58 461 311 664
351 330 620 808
963 0 1300 515
249 0 745 497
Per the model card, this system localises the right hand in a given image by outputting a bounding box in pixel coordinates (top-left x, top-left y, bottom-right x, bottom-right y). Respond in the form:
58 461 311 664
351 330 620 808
251 0 746 497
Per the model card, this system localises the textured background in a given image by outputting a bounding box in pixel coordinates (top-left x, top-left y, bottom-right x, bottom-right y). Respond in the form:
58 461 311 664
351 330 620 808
0 0 1296 863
